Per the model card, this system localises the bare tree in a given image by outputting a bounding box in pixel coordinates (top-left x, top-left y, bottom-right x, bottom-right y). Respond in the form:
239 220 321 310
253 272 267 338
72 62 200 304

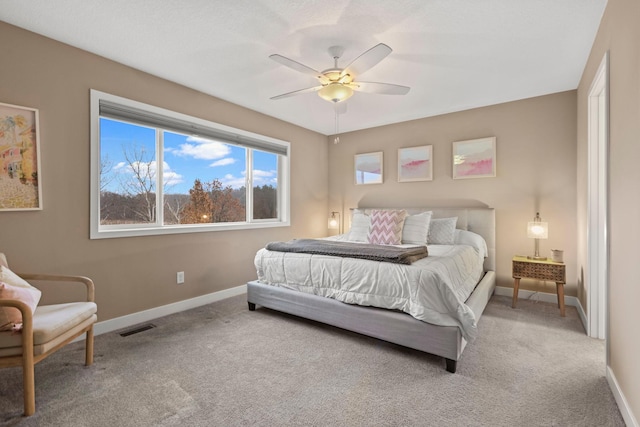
164 194 189 224
118 143 156 223
99 154 116 222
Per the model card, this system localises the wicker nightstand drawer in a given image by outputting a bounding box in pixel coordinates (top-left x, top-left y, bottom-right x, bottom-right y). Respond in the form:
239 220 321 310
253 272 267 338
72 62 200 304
513 259 565 283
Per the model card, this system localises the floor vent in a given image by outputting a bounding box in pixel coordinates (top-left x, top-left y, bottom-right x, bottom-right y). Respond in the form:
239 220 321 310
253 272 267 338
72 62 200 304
119 323 156 337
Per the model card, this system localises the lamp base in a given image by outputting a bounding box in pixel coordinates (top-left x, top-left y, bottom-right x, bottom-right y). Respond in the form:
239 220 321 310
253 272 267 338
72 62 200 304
527 255 548 261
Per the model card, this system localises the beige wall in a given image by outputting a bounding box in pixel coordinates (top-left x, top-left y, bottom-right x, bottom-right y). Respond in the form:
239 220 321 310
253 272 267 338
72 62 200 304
577 0 640 421
329 91 578 294
0 22 328 321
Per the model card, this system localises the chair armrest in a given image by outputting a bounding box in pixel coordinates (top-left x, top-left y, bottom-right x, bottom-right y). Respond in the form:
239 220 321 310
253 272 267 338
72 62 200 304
0 299 34 344
15 273 95 303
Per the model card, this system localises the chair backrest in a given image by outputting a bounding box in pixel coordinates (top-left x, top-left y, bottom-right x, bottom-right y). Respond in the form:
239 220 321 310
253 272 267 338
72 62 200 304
0 253 8 269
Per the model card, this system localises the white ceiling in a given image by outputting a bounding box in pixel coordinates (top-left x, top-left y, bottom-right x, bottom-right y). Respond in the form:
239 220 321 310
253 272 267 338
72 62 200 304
0 0 607 136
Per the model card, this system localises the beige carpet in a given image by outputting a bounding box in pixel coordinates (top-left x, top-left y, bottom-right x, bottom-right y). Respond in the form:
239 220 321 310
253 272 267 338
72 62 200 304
0 294 624 426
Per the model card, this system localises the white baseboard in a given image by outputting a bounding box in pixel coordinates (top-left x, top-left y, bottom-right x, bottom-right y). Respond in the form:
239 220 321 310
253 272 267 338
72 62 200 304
607 366 639 427
574 297 588 332
92 284 247 336
495 285 581 307
494 286 588 332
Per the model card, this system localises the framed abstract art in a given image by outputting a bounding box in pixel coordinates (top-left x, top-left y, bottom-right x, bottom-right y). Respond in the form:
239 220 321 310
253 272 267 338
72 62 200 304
0 102 42 210
398 145 433 182
354 151 383 185
452 137 496 179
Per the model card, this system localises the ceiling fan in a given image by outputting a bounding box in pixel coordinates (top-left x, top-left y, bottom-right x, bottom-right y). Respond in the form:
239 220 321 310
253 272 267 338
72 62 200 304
269 43 410 105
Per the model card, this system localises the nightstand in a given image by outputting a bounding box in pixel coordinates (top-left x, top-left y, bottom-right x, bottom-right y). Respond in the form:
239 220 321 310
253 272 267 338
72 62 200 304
512 256 567 316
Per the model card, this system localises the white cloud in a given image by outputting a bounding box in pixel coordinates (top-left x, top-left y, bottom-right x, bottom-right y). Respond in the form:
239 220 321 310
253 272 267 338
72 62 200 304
216 172 246 188
218 169 278 188
252 169 275 178
252 169 277 185
209 158 236 167
162 161 184 187
219 174 246 189
167 138 231 160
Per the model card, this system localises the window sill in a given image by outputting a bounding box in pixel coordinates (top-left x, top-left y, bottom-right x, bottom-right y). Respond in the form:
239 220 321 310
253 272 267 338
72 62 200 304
90 220 290 239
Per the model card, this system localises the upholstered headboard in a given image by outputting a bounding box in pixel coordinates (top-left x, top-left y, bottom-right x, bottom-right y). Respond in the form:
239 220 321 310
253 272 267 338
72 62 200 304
350 207 496 272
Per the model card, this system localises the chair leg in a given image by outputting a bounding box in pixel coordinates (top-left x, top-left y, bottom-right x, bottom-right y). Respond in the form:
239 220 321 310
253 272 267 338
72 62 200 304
85 326 94 366
23 351 35 416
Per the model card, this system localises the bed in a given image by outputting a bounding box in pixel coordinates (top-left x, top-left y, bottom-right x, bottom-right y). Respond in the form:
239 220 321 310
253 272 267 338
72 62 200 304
247 207 496 373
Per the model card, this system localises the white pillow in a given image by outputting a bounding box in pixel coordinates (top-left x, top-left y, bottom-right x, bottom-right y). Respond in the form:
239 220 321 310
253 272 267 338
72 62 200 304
455 229 488 257
427 217 458 244
401 211 432 245
0 266 42 332
347 212 371 242
0 266 42 298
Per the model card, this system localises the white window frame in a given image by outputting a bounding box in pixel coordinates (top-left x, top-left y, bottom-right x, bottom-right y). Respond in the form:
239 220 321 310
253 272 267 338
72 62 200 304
90 90 290 239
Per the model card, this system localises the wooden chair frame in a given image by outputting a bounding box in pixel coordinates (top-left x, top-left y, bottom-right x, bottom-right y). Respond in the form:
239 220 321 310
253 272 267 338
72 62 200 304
0 274 95 416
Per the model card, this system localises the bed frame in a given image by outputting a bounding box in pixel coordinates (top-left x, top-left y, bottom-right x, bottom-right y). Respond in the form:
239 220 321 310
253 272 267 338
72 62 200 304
247 207 496 373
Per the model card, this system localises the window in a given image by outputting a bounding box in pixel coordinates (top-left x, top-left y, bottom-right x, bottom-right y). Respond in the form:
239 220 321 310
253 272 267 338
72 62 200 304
90 90 290 239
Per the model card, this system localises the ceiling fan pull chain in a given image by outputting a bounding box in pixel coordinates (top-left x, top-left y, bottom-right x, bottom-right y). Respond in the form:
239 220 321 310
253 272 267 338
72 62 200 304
334 104 340 144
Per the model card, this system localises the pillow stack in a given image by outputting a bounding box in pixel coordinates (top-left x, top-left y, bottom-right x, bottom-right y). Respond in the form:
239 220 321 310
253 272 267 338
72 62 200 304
346 209 460 247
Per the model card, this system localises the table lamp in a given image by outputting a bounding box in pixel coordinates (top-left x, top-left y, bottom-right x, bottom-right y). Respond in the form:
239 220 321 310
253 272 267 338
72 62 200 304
527 212 548 260
328 211 341 233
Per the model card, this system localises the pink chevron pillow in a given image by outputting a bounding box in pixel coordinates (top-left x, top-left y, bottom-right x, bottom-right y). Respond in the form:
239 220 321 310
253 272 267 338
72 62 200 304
367 209 408 245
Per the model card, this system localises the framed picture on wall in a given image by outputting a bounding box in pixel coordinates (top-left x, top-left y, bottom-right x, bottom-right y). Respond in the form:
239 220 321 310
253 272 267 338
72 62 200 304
452 137 496 179
398 145 433 182
354 151 383 185
0 102 42 210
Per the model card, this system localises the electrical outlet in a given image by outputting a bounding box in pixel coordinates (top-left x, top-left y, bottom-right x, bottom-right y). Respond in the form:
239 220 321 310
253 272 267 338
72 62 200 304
177 271 185 284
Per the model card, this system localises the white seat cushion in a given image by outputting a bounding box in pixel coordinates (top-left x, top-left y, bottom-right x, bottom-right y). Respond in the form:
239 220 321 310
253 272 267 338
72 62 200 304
0 302 97 357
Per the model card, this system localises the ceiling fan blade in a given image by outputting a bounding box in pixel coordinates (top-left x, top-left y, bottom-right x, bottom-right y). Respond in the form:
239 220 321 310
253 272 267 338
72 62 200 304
270 85 323 100
341 43 392 78
269 54 328 83
351 82 410 95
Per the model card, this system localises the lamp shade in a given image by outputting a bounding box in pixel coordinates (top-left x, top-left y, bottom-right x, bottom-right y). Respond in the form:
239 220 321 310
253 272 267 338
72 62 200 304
527 221 548 239
527 212 548 260
328 211 340 230
318 83 353 103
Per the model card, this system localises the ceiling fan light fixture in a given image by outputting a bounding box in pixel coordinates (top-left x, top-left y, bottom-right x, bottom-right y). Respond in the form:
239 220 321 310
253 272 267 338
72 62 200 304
318 83 353 103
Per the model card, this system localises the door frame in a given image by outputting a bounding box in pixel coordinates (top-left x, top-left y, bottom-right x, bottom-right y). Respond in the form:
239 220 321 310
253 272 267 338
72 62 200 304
586 51 609 345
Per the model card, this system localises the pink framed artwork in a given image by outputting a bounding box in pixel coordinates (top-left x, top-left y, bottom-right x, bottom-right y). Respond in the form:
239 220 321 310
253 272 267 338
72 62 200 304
398 145 432 182
0 102 42 210
452 137 496 179
354 151 383 185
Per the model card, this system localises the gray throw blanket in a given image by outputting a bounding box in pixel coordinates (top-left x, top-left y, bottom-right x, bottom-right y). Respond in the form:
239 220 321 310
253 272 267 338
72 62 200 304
265 239 428 265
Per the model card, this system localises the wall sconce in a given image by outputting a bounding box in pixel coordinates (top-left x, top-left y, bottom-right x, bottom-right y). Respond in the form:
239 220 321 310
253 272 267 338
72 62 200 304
328 211 341 233
527 212 548 260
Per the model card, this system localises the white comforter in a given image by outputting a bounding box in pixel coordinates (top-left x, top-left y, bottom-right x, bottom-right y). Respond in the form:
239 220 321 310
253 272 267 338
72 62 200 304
254 243 485 341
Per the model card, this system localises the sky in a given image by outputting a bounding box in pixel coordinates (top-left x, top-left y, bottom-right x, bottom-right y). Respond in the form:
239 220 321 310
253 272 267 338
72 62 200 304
100 118 278 194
